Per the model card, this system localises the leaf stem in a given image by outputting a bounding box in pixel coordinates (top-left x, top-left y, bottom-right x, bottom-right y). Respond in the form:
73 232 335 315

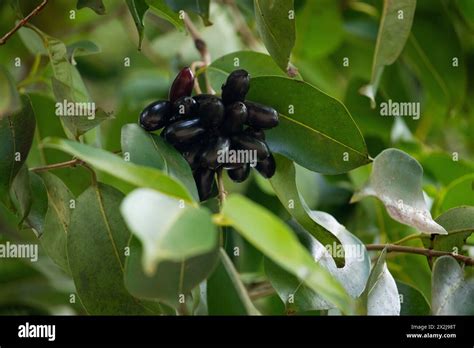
392 232 426 245
30 158 83 172
365 244 474 266
0 0 49 45
216 169 227 205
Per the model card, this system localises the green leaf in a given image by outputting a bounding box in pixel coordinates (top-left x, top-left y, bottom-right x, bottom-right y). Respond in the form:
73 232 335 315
121 124 198 201
423 206 474 257
42 137 194 202
27 26 111 138
293 0 343 59
352 149 447 234
269 154 345 267
207 248 260 315
24 172 48 235
11 165 32 222
76 0 106 14
246 76 369 174
126 0 149 49
418 152 474 186
124 236 219 308
120 188 218 274
431 256 474 315
38 172 74 274
68 183 159 314
254 0 295 72
362 249 400 315
66 40 101 65
0 66 21 118
147 0 184 31
265 212 370 312
396 281 430 315
164 0 211 26
360 0 416 106
221 194 357 314
435 174 474 215
208 51 301 92
0 95 36 202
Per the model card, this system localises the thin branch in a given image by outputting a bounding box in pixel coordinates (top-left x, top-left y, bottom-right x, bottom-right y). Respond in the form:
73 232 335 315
30 158 83 173
222 0 259 49
366 244 474 266
0 0 49 46
216 169 227 205
183 13 215 94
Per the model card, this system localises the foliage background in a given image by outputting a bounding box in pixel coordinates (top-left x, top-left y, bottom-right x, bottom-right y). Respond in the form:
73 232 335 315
0 0 473 315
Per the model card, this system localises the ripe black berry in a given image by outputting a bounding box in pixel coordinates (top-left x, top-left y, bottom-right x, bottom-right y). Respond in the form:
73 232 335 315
169 67 194 103
245 101 279 129
223 101 247 134
182 144 204 170
194 94 225 129
221 69 250 105
193 167 215 201
232 134 270 161
227 163 250 183
256 153 276 178
200 136 231 170
139 100 171 131
169 96 197 123
244 127 265 141
162 118 206 148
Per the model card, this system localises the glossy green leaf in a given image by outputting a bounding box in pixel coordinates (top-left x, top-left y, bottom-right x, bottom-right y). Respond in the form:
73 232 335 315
125 236 219 308
265 212 370 312
42 137 194 202
208 51 301 92
431 256 474 315
352 149 447 234
360 0 416 106
423 206 474 257
76 0 106 14
207 248 260 315
362 249 400 315
0 66 21 118
24 172 48 235
121 124 198 200
0 95 36 202
397 281 430 315
165 0 211 25
68 183 159 314
435 174 474 215
11 165 32 222
246 76 369 174
147 0 184 30
120 188 217 274
126 0 149 49
254 0 295 72
222 194 356 314
38 172 74 274
269 154 345 267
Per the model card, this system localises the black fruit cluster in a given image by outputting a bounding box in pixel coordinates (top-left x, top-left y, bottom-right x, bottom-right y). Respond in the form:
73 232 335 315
139 67 279 201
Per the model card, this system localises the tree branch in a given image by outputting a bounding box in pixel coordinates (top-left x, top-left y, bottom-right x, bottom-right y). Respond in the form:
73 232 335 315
0 0 49 46
366 244 474 266
30 158 84 172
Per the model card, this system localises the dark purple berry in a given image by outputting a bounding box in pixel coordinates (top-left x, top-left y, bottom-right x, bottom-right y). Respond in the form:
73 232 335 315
223 101 247 134
200 136 231 170
221 69 250 105
139 100 171 131
193 167 215 201
256 153 276 178
244 127 265 141
231 134 270 161
172 96 197 118
169 67 194 103
245 101 279 129
182 144 205 170
162 118 206 148
194 94 225 129
227 163 250 183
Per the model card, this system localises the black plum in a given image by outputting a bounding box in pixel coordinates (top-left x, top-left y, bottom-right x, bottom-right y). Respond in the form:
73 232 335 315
221 69 250 105
193 167 215 201
244 126 265 141
162 118 206 148
139 100 171 131
194 94 225 129
232 134 270 161
200 136 231 170
245 101 279 129
223 102 247 134
227 163 250 183
256 153 276 178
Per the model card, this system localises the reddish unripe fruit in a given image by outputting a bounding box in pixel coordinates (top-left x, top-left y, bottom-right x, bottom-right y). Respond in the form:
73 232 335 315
169 67 195 103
